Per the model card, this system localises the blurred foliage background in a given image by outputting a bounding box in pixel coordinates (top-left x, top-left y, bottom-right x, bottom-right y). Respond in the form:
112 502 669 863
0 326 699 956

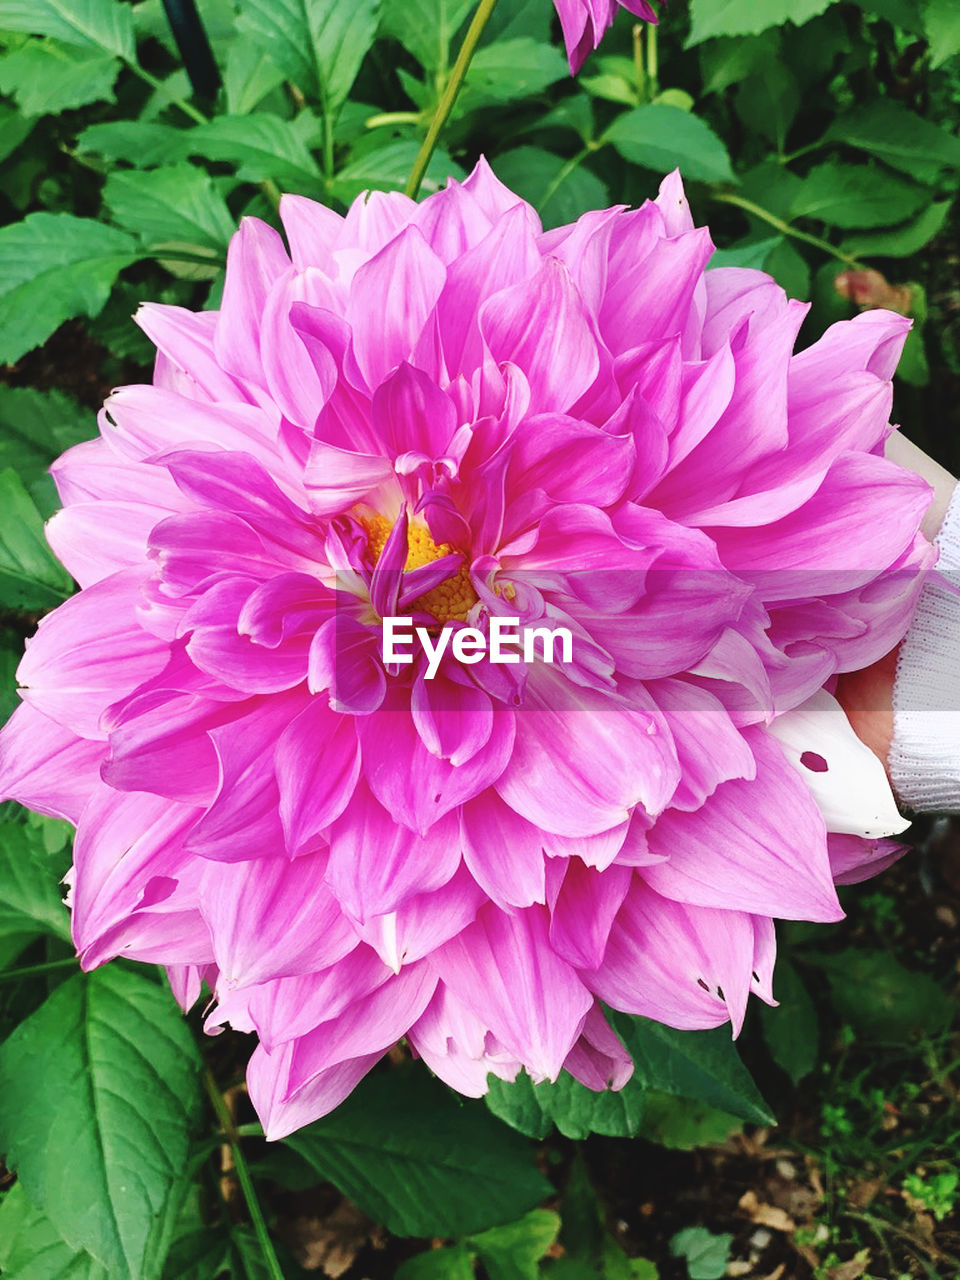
2 1 960 1278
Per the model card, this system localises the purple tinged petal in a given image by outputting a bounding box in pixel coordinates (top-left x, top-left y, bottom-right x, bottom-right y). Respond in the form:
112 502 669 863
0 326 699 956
249 1043 384 1140
827 833 907 886
214 218 291 387
435 903 593 1080
0 701 104 822
276 699 361 856
460 792 546 910
548 859 632 970
562 1003 634 1091
279 194 344 270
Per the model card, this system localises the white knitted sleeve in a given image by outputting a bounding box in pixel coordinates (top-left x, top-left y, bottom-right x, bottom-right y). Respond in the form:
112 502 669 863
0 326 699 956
890 483 960 811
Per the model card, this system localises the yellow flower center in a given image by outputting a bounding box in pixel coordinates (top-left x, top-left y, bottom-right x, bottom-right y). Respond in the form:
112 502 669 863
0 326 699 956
360 513 478 624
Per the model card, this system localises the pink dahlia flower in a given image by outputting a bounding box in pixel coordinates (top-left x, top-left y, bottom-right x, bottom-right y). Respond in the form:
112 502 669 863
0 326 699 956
0 162 933 1139
554 0 660 73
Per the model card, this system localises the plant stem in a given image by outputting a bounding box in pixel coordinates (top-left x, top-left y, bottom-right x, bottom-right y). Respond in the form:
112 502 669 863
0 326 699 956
366 111 425 129
404 0 500 198
710 191 863 268
645 18 658 97
633 24 647 101
127 61 209 125
0 958 76 985
203 1068 284 1280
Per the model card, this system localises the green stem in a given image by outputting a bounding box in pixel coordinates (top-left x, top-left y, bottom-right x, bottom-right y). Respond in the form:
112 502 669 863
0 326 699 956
151 248 226 265
645 18 658 97
404 0 501 199
710 191 863 268
366 110 425 129
127 61 208 125
0 958 76 985
203 1068 284 1280
321 98 336 183
632 24 647 101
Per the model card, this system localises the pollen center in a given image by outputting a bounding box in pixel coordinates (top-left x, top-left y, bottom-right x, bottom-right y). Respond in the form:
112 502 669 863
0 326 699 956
361 513 477 624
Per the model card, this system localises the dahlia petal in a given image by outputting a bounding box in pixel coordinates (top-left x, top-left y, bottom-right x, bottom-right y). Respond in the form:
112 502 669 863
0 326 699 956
562 1003 633 1091
643 727 842 922
137 303 254 404
0 701 104 822
278 193 344 270
548 858 631 970
308 616 385 715
767 687 909 838
17 568 168 739
249 1042 384 1141
644 677 756 810
347 225 446 389
353 863 485 968
183 578 312 694
214 218 291 387
200 850 356 989
827 833 907 886
46 502 168 588
435 903 592 1080
375 361 458 461
302 441 395 516
408 983 523 1097
99 386 280 467
460 792 546 910
276 699 361 855
481 258 599 414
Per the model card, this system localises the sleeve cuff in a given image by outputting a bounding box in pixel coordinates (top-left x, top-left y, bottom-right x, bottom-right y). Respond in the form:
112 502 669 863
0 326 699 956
890 481 960 811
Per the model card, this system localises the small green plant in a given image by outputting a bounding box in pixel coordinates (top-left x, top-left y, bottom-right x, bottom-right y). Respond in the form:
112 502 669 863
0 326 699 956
902 1169 960 1221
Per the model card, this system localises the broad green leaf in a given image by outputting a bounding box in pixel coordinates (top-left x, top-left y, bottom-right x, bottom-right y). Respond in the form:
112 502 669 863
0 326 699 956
285 1066 551 1238
223 36 286 115
0 385 93 517
0 468 72 609
735 63 799 152
380 0 474 75
764 239 811 301
546 1157 657 1280
461 38 567 105
0 213 140 365
699 30 780 95
924 0 960 65
0 0 135 59
759 958 818 1083
482 0 552 43
0 816 71 944
237 0 380 111
469 1210 561 1280
851 0 925 32
790 160 928 228
669 1228 733 1280
104 164 236 252
602 1242 659 1280
604 105 735 184
492 145 610 228
612 1014 774 1124
824 98 960 183
0 629 21 727
897 326 930 386
0 40 119 115
396 1245 474 1280
485 1067 646 1139
636 1091 741 1150
0 966 203 1280
179 115 322 190
687 0 831 44
808 948 952 1040
0 102 34 163
0 1182 110 1280
329 139 462 202
709 236 782 270
77 121 186 167
840 199 952 258
160 1227 232 1280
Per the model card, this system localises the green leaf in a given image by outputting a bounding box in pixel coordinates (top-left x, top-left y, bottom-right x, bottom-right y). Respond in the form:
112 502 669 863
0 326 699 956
0 0 135 59
840 199 952 258
485 1067 646 1139
790 160 928 229
482 0 551 43
396 1245 475 1280
461 38 567 105
329 139 462 202
0 102 34 163
237 0 380 111
669 1227 733 1280
0 385 93 517
492 146 610 228
924 0 960 66
179 115 322 190
379 0 474 75
851 0 925 33
0 213 140 365
602 1241 659 1280
104 164 236 252
735 63 799 152
604 105 735 184
764 239 811 301
709 235 782 270
223 36 286 115
0 1182 110 1280
0 469 72 609
76 121 186 167
759 958 818 1083
699 29 781 95
160 1227 232 1280
687 0 831 45
0 815 72 946
824 98 960 184
897 325 930 386
285 1066 551 1238
612 1014 775 1124
0 966 203 1280
468 1210 560 1280
0 40 119 115
807 948 951 1039
636 1091 741 1150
